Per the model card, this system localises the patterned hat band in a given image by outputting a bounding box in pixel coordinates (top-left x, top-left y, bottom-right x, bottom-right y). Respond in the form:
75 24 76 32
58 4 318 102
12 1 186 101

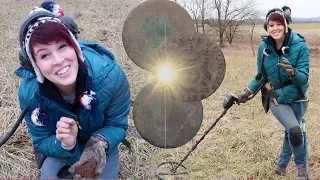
266 11 285 23
24 17 64 50
265 10 288 33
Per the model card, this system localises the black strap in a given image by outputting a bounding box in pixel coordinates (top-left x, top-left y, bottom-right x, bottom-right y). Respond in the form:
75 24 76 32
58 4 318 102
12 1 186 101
298 88 306 100
261 54 267 78
273 81 305 100
273 81 293 90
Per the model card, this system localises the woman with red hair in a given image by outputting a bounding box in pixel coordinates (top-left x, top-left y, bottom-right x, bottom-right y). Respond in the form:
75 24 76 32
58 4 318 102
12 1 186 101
16 2 131 179
236 8 310 180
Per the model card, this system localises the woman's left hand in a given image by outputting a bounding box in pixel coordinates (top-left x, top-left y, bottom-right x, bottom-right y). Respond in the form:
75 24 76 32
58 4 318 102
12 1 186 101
276 57 296 78
68 135 108 179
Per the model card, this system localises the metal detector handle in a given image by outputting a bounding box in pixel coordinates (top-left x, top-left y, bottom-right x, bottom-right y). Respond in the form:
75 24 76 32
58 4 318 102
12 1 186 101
246 76 269 101
223 92 238 109
0 107 28 148
246 93 256 101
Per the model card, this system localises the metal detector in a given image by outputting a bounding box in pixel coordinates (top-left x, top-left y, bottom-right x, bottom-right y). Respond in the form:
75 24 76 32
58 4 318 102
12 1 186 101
122 0 230 179
122 1 312 179
155 92 239 179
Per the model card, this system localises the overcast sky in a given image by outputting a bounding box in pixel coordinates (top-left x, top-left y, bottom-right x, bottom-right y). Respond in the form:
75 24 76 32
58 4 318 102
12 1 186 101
257 0 320 18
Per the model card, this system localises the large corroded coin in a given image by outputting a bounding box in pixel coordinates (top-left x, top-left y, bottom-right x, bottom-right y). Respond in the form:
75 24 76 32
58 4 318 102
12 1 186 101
154 32 226 102
122 0 195 70
133 83 203 148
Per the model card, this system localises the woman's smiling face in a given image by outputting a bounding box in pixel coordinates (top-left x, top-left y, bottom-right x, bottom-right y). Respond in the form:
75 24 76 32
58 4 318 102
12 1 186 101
33 39 79 94
268 20 285 40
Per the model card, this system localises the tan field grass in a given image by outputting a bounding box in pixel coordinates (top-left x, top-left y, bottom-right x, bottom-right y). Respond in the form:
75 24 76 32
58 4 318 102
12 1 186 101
0 0 320 179
290 23 320 30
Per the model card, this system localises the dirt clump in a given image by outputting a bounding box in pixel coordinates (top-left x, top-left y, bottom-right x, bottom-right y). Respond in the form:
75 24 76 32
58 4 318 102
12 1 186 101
75 158 97 178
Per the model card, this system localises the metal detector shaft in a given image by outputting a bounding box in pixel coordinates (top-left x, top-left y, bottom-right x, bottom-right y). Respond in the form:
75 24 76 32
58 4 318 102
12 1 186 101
172 108 228 171
247 77 268 101
0 107 28 148
300 100 310 179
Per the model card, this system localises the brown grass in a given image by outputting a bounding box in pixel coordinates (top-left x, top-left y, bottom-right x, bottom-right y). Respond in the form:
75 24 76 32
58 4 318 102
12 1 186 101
0 0 320 179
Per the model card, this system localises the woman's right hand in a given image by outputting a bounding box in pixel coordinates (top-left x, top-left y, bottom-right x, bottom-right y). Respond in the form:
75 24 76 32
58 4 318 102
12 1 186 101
56 117 78 147
236 88 253 104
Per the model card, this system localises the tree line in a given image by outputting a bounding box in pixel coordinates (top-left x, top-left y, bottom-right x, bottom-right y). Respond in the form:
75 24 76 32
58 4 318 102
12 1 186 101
173 0 261 48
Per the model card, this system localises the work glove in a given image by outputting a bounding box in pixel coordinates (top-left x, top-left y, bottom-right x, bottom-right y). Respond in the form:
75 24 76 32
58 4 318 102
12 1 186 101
264 83 278 105
276 57 296 78
69 135 108 179
236 88 253 104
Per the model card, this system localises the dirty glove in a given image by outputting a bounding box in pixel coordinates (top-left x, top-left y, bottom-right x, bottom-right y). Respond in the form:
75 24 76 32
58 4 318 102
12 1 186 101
68 135 108 179
276 57 296 78
236 88 253 104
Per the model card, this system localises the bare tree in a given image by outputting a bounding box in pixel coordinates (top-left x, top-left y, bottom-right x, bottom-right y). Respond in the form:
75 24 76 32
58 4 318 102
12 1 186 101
225 18 260 46
201 0 205 33
176 0 214 34
191 0 203 33
225 1 259 45
249 21 256 56
175 0 188 7
210 0 259 47
179 0 202 33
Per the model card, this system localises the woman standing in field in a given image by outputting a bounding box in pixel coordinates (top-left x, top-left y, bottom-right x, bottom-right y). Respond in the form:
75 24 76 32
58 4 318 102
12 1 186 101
15 2 131 179
236 8 310 180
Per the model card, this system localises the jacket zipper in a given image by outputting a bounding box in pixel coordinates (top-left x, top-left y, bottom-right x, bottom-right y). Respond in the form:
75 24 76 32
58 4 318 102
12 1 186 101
74 110 82 130
274 53 285 100
269 48 281 80
264 40 286 101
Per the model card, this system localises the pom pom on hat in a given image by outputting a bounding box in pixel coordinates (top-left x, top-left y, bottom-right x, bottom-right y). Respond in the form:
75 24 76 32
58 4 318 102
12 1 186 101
40 1 64 17
79 90 99 110
31 108 49 126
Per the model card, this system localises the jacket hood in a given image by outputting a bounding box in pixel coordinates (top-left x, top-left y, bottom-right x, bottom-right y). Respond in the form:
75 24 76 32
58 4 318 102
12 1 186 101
15 66 36 79
79 41 116 85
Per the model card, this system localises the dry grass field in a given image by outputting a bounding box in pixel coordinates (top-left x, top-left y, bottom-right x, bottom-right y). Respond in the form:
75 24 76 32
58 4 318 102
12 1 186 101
0 0 320 179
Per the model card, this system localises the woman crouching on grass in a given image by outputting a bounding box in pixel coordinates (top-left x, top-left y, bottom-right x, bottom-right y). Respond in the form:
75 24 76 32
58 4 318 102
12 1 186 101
236 8 310 180
15 5 131 180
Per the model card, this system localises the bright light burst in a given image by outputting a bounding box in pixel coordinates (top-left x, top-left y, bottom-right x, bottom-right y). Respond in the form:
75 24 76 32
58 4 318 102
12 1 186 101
157 65 174 82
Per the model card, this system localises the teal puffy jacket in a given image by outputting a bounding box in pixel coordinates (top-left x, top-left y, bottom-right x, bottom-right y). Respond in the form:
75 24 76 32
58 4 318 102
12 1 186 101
247 30 310 104
15 41 131 165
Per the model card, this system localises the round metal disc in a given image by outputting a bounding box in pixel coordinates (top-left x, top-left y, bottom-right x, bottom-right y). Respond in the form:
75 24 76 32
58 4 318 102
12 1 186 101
154 32 226 102
122 0 195 70
133 83 203 148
